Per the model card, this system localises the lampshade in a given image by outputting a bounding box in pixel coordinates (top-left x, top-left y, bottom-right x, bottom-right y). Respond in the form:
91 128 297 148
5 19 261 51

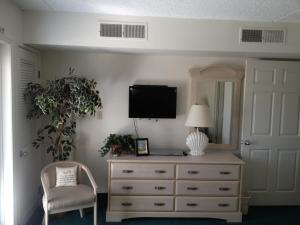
185 104 212 128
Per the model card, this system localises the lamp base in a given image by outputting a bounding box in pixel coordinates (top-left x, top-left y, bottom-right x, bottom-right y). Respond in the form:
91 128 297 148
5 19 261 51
186 130 209 156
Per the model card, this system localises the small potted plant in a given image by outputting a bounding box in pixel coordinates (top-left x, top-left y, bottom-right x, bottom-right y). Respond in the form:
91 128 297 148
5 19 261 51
99 134 135 156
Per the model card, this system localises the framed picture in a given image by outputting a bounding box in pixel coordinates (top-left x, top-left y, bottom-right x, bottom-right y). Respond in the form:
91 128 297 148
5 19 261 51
135 138 149 156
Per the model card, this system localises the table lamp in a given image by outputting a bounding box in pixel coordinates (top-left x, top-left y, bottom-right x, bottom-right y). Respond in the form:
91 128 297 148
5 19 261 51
185 104 212 156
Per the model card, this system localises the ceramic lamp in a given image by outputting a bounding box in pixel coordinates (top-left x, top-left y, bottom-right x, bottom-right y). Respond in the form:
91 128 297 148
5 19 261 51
185 104 212 156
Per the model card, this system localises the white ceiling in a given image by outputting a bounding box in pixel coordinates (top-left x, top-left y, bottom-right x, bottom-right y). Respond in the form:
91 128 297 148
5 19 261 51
13 0 300 22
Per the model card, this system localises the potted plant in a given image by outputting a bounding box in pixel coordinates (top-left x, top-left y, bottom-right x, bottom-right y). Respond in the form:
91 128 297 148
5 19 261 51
25 68 102 161
99 134 135 156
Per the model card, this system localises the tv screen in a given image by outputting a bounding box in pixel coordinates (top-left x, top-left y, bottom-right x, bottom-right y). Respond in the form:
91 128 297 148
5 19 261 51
129 85 177 119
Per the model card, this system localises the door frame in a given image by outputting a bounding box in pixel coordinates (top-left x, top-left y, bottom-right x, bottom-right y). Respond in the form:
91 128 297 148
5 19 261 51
0 42 4 225
0 35 14 225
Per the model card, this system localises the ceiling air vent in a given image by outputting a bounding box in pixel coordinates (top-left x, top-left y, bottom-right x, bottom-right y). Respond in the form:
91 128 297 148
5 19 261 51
240 28 285 44
123 24 146 39
100 23 122 38
99 22 147 39
262 30 285 43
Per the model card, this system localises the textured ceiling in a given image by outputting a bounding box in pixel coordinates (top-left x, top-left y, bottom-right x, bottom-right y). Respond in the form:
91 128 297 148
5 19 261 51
13 0 300 22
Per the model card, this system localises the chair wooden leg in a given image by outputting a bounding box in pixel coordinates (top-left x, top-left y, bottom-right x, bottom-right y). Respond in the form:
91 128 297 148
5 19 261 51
94 203 97 225
79 209 84 218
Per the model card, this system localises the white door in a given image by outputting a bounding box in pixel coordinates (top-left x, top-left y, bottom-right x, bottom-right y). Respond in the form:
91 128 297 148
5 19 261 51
241 59 300 205
0 44 4 225
13 47 42 224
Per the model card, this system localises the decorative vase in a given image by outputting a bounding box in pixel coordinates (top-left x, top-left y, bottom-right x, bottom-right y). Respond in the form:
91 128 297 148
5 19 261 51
186 130 209 156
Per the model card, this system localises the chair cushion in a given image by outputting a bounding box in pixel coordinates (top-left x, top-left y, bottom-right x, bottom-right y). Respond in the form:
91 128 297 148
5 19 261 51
43 184 95 211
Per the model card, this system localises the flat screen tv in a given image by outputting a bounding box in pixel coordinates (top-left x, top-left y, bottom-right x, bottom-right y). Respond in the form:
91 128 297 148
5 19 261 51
129 85 177 119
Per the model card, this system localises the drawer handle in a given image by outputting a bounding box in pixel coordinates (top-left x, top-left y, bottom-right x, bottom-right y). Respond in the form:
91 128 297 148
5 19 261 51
219 171 231 175
187 187 198 191
218 203 229 207
155 170 166 174
122 170 134 173
219 187 230 191
122 186 133 190
121 202 132 206
186 203 198 207
187 170 199 174
155 186 166 190
154 202 166 206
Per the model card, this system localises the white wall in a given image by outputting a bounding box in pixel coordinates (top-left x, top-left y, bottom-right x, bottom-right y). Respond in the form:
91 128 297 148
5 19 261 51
24 11 300 57
41 50 244 191
0 0 23 43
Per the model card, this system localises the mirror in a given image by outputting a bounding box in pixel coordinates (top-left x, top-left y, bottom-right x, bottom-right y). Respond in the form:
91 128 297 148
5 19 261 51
197 80 234 144
189 65 243 150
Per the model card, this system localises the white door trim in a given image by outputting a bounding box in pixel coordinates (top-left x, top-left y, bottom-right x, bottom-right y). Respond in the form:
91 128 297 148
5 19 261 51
0 43 4 225
0 38 14 225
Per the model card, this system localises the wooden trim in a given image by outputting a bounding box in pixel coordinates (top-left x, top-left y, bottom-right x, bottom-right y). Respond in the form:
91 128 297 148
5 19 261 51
107 152 245 164
189 64 244 151
238 164 244 212
0 44 4 225
106 211 242 223
108 161 111 211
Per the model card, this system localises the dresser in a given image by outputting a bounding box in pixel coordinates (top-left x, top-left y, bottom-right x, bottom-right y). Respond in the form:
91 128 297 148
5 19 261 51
106 152 244 222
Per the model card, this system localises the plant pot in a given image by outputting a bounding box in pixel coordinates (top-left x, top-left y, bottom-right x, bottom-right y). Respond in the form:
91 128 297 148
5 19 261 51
111 145 122 157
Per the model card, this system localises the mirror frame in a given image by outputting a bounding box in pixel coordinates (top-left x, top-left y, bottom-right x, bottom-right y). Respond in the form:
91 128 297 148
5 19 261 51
189 65 244 150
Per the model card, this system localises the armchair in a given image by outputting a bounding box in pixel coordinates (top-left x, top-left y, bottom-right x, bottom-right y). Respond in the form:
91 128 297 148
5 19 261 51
41 161 98 225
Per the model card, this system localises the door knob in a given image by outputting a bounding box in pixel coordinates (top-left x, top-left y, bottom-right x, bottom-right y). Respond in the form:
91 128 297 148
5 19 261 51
242 140 251 145
20 150 29 157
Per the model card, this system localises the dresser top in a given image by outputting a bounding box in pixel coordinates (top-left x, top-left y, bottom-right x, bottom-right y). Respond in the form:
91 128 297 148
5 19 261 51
107 151 244 164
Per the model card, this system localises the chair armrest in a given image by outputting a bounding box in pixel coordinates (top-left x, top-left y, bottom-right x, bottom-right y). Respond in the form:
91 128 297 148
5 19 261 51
41 173 50 200
81 165 98 195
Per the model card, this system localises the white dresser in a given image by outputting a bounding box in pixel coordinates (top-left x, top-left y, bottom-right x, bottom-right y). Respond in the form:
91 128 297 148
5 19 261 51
106 152 244 222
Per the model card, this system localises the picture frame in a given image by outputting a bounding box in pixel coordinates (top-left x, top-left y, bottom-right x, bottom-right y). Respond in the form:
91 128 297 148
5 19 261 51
135 138 149 156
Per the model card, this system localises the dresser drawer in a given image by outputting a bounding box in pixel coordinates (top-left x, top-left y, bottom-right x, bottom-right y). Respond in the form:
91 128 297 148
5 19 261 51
176 181 239 196
176 164 240 180
175 197 238 212
110 196 174 211
111 163 175 179
111 180 174 195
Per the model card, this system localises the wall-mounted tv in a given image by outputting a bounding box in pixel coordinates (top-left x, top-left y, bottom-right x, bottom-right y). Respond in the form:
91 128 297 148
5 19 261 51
129 85 177 119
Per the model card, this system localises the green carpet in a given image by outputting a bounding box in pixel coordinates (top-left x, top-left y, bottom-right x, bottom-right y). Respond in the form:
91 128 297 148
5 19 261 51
49 194 300 225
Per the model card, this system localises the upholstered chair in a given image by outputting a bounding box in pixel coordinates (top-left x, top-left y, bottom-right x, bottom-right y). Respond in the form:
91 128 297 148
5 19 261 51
41 161 98 225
